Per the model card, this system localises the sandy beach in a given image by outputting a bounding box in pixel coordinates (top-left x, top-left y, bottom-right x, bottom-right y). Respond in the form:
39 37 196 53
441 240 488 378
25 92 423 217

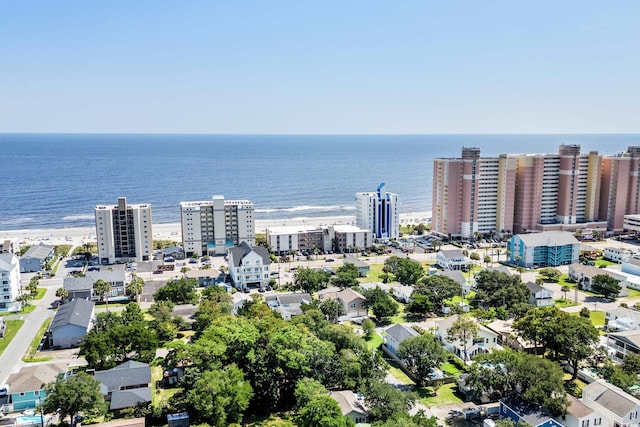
0 212 431 249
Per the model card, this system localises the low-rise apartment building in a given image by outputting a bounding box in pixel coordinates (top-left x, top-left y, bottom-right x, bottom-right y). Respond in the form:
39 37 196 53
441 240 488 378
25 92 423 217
509 231 580 268
0 253 21 312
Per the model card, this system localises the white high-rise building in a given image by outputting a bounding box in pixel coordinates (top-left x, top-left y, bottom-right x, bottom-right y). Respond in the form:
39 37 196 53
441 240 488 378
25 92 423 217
0 253 21 312
355 183 399 239
95 197 153 264
181 195 255 256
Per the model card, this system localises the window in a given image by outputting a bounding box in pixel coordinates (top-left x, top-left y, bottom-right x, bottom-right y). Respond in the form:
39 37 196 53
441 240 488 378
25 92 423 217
594 419 602 426
582 420 589 427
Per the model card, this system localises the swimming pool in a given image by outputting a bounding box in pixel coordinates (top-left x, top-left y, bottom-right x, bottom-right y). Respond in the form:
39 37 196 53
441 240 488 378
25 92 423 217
14 415 46 426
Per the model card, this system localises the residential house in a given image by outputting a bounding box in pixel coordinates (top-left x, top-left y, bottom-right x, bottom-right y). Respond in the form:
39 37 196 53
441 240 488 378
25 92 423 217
568 264 629 297
265 293 312 320
433 315 498 361
499 398 564 427
7 364 67 410
485 319 537 353
526 282 554 307
393 285 414 303
623 256 640 277
607 330 640 364
582 379 640 427
556 395 604 427
509 231 580 268
162 246 185 260
19 244 54 273
0 253 21 312
343 256 370 277
317 287 368 319
384 324 419 355
228 242 271 290
0 239 18 254
94 361 152 415
604 247 633 263
436 250 470 271
441 269 470 293
63 270 129 302
330 390 368 424
49 298 95 349
606 307 640 332
232 292 253 315
185 268 226 287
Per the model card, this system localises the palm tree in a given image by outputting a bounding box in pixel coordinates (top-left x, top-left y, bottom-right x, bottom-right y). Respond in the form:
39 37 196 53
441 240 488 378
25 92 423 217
55 287 68 304
516 266 525 277
93 279 112 312
126 274 145 301
561 285 571 302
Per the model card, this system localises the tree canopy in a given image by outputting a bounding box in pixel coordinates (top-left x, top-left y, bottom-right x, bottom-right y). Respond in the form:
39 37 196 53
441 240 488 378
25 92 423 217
154 277 198 304
591 274 622 299
332 263 360 289
43 372 105 425
473 270 529 312
294 267 331 293
397 333 447 386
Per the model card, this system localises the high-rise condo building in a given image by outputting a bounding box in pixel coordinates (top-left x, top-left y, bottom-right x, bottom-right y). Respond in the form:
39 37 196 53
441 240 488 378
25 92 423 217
95 197 153 264
432 148 516 238
181 195 255 256
356 183 399 239
432 145 640 238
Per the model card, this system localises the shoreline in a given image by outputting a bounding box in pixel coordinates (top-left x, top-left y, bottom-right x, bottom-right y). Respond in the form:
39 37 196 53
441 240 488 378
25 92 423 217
0 212 432 247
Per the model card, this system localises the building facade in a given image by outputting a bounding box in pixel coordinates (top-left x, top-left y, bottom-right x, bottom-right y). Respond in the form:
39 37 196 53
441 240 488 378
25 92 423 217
433 145 640 238
356 183 399 239
265 224 372 254
227 242 270 290
95 197 152 264
181 195 255 256
509 231 580 268
0 253 21 312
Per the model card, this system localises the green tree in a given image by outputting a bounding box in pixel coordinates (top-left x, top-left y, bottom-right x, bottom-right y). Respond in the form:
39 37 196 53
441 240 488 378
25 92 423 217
93 279 112 311
470 252 480 264
473 270 529 312
591 274 622 299
56 287 69 302
319 298 346 323
296 395 353 427
294 378 329 409
186 364 253 426
394 258 424 285
364 288 398 322
362 318 376 340
154 277 198 304
294 267 331 294
43 372 105 425
447 317 478 361
623 352 640 375
397 333 447 386
405 293 434 317
332 263 360 289
411 275 461 314
539 267 562 282
126 274 145 301
27 276 39 298
561 285 571 302
365 380 414 422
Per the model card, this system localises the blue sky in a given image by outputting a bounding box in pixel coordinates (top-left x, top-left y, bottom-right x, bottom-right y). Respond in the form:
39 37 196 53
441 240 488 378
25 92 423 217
1 1 639 134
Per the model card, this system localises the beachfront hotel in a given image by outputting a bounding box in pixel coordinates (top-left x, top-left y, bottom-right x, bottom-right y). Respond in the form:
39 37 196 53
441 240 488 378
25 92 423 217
355 183 399 239
95 197 153 264
180 195 255 256
432 145 640 238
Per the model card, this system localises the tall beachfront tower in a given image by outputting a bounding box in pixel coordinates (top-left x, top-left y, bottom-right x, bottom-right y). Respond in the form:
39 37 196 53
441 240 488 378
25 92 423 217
95 197 153 264
600 146 640 233
432 147 516 238
356 183 399 240
180 195 255 256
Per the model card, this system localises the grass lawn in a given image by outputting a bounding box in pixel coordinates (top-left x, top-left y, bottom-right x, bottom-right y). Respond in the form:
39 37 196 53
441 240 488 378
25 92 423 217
418 382 465 407
0 320 25 356
23 318 52 362
388 365 415 385
367 332 383 350
627 288 640 298
247 415 295 426
563 375 589 397
441 362 463 376
595 259 617 268
571 310 606 327
390 303 407 324
151 365 182 407
555 299 578 308
33 288 47 300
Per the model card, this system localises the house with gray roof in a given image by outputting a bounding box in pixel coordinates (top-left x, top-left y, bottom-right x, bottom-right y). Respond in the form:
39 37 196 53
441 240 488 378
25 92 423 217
582 379 640 427
384 324 419 355
509 231 579 268
499 398 563 427
49 298 95 349
317 287 367 319
436 249 470 270
19 243 54 273
330 390 368 424
525 282 554 307
93 361 152 415
63 270 129 302
606 307 640 332
568 263 629 297
555 395 603 427
185 267 225 287
608 330 640 364
7 364 67 410
228 242 271 290
265 292 312 320
440 269 470 293
343 256 370 277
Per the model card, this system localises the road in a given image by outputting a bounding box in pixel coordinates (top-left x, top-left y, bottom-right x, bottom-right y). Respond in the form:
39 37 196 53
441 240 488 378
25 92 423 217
0 280 59 385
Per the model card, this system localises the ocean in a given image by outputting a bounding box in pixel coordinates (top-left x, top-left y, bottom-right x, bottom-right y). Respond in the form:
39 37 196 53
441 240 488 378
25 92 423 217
0 133 638 230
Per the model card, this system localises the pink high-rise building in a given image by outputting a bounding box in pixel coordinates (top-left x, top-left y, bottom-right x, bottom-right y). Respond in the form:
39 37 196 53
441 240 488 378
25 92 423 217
432 145 640 238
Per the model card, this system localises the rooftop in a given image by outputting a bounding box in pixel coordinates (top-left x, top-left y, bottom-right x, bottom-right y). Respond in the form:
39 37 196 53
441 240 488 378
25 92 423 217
516 231 579 247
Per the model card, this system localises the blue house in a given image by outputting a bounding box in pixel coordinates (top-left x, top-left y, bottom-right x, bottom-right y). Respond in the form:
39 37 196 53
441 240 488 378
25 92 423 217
19 244 54 273
499 398 565 427
7 364 67 410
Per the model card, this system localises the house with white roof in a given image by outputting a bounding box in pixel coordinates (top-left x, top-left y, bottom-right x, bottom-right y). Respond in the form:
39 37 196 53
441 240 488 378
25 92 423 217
582 379 640 427
606 307 640 332
393 285 414 303
604 247 633 263
568 264 629 297
436 250 470 271
0 253 21 312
